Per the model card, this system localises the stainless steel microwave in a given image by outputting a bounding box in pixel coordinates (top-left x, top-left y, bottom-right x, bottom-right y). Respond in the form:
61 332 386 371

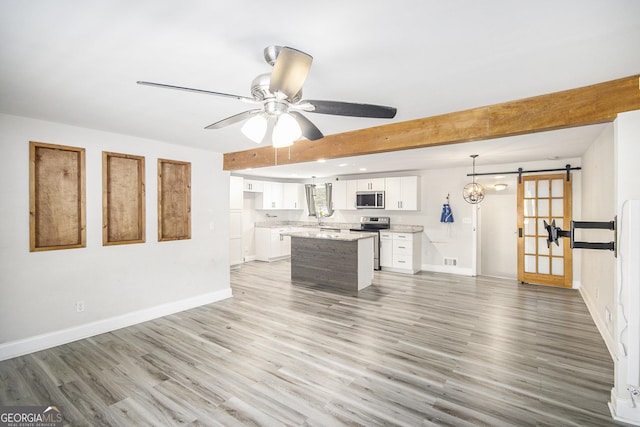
356 191 385 209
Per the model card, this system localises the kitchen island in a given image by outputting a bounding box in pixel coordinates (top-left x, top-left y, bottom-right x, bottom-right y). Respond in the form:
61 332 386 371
285 231 374 291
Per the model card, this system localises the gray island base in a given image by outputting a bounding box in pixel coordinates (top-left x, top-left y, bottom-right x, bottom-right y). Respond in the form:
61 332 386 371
286 232 374 291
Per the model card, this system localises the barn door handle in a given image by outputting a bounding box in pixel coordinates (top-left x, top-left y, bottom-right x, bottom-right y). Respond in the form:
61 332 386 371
518 228 523 238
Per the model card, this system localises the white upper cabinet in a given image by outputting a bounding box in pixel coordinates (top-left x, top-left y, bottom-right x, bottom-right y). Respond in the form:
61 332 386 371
345 180 358 209
357 178 385 191
243 179 264 192
242 175 418 211
385 177 402 209
230 176 244 210
331 180 346 210
332 180 358 210
283 183 304 210
385 176 419 210
261 182 284 209
243 180 302 210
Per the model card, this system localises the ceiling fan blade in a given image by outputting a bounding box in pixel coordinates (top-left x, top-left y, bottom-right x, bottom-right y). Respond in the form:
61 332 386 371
137 81 257 103
269 47 313 100
204 109 263 129
289 112 324 141
302 100 397 118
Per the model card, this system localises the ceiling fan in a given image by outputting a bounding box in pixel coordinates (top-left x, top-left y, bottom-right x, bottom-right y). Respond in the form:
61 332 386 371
137 46 397 148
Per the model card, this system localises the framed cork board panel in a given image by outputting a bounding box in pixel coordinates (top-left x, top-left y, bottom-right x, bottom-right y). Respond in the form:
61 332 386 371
29 141 86 251
157 158 191 241
102 152 145 245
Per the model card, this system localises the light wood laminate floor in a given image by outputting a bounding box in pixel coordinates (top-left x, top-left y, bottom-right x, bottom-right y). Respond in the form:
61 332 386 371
0 261 616 426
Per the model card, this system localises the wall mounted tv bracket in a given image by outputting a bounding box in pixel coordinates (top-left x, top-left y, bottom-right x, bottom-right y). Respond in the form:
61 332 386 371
544 217 617 257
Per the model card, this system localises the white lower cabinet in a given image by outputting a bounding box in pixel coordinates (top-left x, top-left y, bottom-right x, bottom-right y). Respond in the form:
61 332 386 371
255 227 292 261
380 233 393 267
380 231 421 274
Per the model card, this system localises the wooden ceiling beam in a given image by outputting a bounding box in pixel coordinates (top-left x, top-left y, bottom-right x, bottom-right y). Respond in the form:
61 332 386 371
223 75 640 171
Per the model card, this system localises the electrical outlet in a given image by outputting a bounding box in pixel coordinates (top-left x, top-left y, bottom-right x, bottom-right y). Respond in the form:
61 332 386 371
76 300 85 313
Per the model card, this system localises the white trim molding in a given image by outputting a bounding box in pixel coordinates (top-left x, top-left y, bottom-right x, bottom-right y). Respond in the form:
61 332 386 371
421 263 475 276
0 289 233 362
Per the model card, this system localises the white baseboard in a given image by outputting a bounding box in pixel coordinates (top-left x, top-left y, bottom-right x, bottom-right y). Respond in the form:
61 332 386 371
243 255 256 262
609 392 640 426
381 266 420 275
0 288 233 362
421 263 475 276
579 286 616 359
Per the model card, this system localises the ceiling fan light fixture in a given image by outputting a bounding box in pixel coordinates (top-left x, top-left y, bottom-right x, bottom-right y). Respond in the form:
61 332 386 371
241 114 267 143
272 113 301 148
138 46 397 147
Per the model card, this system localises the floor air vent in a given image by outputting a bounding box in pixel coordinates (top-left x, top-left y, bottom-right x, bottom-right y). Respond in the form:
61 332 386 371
443 257 458 266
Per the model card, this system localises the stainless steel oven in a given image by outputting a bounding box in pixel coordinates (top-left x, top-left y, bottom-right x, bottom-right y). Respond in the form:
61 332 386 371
350 216 390 270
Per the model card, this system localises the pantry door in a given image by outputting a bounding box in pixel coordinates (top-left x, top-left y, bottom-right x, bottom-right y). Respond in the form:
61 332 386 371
517 174 573 287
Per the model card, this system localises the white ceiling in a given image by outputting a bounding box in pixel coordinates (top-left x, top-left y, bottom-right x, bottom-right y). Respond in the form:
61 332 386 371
1 1 638 179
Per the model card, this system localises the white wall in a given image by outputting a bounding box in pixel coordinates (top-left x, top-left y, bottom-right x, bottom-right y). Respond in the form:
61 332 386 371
413 159 582 279
479 179 518 279
579 123 616 352
0 114 232 360
397 167 478 275
243 158 583 280
610 110 640 425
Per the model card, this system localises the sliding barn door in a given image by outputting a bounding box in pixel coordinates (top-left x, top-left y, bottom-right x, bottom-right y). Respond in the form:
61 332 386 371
517 174 573 287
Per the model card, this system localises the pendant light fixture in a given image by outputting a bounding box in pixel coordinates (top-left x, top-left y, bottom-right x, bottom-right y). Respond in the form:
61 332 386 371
463 154 485 204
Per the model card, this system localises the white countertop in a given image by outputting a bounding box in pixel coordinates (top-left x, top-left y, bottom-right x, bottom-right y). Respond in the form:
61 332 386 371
255 221 424 233
284 231 375 242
